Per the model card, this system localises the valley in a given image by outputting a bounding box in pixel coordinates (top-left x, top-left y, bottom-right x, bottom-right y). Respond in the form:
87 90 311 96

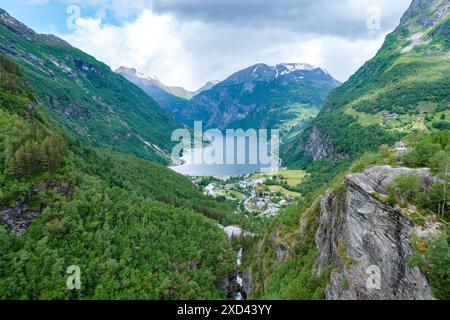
0 0 449 302
190 170 306 218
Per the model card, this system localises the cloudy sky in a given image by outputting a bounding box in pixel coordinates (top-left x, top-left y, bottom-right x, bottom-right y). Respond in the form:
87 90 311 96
1 0 412 90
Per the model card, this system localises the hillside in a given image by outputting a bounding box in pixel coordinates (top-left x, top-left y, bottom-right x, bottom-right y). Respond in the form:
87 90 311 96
166 63 340 131
283 0 449 175
0 53 260 299
0 9 183 164
243 0 449 301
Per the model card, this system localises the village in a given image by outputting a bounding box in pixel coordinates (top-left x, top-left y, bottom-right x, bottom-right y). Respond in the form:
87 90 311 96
193 170 307 217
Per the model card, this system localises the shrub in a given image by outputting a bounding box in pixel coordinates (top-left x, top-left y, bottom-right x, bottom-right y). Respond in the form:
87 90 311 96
409 227 450 300
388 174 422 206
403 141 441 167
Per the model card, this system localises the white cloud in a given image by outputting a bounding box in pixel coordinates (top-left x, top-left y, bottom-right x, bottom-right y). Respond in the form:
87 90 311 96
62 10 197 89
57 1 411 90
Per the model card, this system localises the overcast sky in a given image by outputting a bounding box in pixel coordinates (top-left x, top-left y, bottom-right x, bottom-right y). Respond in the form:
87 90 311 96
2 0 412 90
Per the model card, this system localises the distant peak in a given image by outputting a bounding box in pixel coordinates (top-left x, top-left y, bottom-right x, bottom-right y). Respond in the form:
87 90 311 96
0 8 31 31
0 8 70 46
274 63 317 71
116 66 158 82
116 66 137 74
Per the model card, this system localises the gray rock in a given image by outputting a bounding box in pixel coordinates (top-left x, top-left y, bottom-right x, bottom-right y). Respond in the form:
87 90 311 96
315 166 435 300
305 126 346 162
0 181 73 234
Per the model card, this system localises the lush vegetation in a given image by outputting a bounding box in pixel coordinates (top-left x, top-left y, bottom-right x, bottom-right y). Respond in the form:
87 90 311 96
282 3 449 197
0 55 239 299
0 179 234 299
409 227 450 300
0 15 183 164
243 189 333 299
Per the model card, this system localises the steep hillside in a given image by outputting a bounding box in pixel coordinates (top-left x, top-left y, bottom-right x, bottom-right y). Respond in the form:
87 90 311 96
170 63 341 131
283 0 449 175
244 131 449 300
194 80 221 96
243 0 449 301
0 9 183 164
0 54 254 299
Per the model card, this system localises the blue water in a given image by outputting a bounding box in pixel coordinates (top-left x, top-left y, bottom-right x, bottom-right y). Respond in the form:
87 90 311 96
170 146 279 177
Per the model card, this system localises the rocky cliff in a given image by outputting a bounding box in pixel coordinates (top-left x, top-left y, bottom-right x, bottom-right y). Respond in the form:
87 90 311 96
315 166 438 300
304 125 347 162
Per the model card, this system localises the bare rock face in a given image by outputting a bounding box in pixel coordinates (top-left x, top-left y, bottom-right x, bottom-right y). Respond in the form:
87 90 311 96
305 126 346 162
315 166 435 300
0 181 73 234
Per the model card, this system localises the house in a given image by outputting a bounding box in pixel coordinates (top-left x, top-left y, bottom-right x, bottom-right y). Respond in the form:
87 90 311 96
203 184 216 196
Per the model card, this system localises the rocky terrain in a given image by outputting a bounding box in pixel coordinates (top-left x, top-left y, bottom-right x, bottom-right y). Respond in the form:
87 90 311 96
315 166 438 300
0 181 73 234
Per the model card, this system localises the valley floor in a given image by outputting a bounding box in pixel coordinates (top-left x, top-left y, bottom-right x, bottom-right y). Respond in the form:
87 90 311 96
189 170 307 218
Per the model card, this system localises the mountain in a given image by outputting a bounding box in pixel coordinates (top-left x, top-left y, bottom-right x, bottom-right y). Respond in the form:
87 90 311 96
116 66 188 112
194 80 221 95
0 9 184 164
173 63 341 131
116 63 340 132
116 66 194 100
164 84 195 100
283 0 449 170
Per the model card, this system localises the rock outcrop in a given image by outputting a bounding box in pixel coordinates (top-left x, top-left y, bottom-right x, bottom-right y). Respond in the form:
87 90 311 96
0 181 73 234
315 166 436 300
304 125 347 162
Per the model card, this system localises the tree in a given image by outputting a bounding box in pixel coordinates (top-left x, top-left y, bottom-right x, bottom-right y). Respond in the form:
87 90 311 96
388 174 421 206
404 141 441 167
427 183 449 220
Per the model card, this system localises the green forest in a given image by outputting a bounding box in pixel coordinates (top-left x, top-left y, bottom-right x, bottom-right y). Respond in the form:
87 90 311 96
0 0 449 301
0 54 241 299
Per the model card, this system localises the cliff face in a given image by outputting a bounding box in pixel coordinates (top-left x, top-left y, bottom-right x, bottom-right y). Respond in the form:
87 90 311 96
304 125 347 162
315 166 436 300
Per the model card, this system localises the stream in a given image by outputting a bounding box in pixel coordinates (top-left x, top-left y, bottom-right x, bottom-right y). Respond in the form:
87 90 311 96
219 225 251 300
235 248 244 300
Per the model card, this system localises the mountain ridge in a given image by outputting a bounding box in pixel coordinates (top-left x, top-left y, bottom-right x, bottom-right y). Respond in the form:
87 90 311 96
282 0 449 173
0 9 184 164
116 66 220 101
173 62 341 131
